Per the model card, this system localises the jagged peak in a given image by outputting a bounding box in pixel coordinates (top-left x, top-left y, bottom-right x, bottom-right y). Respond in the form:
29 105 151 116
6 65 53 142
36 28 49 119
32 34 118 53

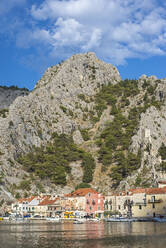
35 53 121 90
139 74 158 81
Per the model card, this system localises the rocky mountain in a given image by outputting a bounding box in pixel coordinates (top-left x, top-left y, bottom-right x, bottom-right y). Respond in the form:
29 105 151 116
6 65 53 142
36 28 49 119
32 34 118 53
0 52 166 207
0 86 29 117
0 86 29 109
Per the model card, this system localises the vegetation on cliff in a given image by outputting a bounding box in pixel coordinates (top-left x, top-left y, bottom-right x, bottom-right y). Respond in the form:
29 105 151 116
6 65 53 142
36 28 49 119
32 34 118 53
94 79 162 186
17 133 95 186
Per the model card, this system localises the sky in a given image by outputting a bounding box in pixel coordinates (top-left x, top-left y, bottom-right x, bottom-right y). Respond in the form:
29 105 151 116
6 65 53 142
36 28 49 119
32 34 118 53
1 0 166 90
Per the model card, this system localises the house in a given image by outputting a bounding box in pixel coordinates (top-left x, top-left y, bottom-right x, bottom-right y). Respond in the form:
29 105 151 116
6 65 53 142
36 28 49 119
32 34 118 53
11 196 36 216
132 187 166 218
64 188 104 218
105 186 166 218
37 196 62 217
104 191 134 217
11 195 50 217
28 195 49 217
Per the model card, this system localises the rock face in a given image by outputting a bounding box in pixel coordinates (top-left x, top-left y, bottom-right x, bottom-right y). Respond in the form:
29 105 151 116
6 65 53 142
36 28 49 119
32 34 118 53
0 52 121 201
0 86 29 110
1 52 166 204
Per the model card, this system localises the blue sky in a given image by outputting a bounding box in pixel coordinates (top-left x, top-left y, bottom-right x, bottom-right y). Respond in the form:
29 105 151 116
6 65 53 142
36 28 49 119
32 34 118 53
1 0 166 90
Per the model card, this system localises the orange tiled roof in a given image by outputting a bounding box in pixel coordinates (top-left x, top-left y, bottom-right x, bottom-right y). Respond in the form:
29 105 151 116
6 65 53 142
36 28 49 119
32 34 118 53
128 187 166 195
38 197 58 206
129 187 166 195
106 186 166 197
146 187 166 195
65 188 98 197
129 188 146 194
18 196 36 203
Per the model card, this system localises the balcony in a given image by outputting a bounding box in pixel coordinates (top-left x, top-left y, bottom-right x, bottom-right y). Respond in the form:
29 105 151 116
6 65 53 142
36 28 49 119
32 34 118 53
134 202 145 206
148 199 162 204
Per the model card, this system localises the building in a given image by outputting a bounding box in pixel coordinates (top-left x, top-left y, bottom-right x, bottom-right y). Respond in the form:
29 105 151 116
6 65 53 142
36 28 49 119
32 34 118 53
104 187 166 218
12 196 36 216
132 187 166 218
37 197 62 217
64 188 104 218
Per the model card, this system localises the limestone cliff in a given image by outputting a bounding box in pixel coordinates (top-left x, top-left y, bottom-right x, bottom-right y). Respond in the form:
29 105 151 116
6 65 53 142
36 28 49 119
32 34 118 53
0 52 166 206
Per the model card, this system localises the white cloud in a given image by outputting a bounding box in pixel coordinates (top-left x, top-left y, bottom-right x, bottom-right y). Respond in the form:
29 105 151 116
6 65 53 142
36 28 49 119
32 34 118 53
20 0 166 65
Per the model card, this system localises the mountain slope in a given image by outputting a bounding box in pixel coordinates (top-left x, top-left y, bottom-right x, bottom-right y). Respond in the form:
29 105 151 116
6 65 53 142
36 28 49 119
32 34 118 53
0 52 166 206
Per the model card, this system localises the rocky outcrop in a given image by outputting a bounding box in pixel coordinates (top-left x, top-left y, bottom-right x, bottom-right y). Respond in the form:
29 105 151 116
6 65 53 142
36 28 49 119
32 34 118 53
1 52 166 204
0 52 121 201
0 86 29 110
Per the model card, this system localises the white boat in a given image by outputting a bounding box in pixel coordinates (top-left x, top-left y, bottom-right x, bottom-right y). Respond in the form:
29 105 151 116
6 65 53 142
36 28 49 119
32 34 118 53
46 217 60 222
106 217 136 222
88 218 101 222
73 219 84 224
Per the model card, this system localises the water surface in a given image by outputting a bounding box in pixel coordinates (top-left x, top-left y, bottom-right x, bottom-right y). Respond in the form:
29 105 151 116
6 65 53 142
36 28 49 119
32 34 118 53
0 221 166 248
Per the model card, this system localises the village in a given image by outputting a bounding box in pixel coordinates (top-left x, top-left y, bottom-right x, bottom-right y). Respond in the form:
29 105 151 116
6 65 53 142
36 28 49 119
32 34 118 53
2 180 166 222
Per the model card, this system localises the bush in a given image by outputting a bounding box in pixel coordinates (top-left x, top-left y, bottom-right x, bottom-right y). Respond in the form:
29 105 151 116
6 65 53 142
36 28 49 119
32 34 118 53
0 109 9 118
158 143 166 160
75 183 91 190
80 129 90 141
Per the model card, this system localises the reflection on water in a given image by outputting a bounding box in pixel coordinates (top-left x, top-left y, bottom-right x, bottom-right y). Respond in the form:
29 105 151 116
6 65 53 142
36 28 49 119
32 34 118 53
0 221 166 248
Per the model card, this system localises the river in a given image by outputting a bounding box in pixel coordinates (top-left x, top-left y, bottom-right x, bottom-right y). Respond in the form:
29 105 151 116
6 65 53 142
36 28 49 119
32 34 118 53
0 221 166 248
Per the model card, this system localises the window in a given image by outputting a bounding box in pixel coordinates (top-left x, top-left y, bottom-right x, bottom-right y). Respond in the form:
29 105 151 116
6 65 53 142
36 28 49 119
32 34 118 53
118 205 121 210
139 205 142 210
89 206 92 210
98 206 100 210
152 203 155 209
98 199 101 204
88 193 91 197
110 205 112 210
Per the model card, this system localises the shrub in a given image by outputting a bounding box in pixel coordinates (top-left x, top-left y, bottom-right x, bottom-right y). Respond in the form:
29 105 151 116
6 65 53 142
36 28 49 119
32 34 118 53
80 129 90 141
75 183 91 190
0 109 9 118
158 143 166 160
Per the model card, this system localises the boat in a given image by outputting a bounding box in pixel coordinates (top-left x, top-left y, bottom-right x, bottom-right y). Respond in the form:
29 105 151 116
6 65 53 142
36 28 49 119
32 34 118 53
73 219 84 224
46 217 60 222
88 218 101 222
153 217 166 222
105 217 136 222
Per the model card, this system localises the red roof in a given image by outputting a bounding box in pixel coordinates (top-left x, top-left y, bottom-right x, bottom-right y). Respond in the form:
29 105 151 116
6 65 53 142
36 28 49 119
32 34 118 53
38 197 59 206
129 188 146 194
107 186 166 197
65 188 98 197
146 187 166 195
18 196 35 203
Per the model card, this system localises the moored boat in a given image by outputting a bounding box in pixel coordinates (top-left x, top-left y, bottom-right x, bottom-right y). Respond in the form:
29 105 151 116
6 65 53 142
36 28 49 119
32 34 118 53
46 217 60 222
105 217 136 222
